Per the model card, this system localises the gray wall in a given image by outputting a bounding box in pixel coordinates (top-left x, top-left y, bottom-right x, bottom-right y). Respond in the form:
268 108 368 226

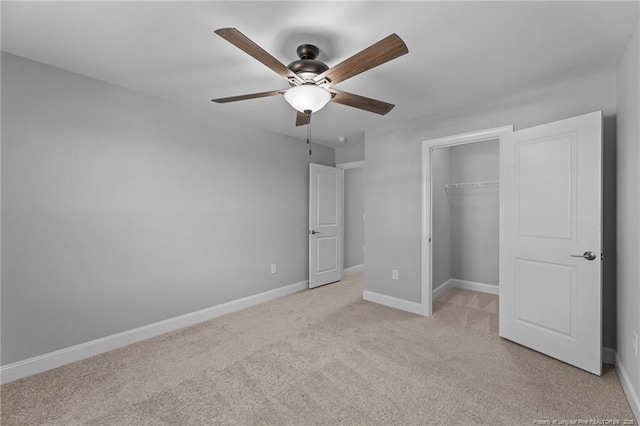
1 53 334 365
365 69 618 347
616 22 639 399
343 168 365 269
449 141 499 285
335 137 365 164
431 141 499 289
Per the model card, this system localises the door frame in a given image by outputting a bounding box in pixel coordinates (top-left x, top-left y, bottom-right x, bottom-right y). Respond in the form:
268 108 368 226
421 126 513 316
336 160 365 275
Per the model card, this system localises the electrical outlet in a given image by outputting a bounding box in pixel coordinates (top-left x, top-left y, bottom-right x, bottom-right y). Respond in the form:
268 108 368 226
392 269 399 280
633 332 638 357
271 264 277 274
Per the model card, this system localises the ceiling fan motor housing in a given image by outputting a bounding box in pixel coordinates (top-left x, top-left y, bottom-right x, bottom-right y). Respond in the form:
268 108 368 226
287 44 329 81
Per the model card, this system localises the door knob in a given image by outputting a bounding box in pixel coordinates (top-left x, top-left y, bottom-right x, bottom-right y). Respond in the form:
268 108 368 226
569 251 597 261
309 230 321 235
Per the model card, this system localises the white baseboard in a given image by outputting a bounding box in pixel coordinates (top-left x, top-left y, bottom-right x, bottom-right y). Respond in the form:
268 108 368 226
450 279 499 295
433 279 453 298
0 279 308 385
363 290 428 316
344 264 364 276
432 278 499 298
615 352 640 422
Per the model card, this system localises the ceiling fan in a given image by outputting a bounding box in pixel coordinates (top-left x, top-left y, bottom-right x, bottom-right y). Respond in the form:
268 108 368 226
211 28 409 127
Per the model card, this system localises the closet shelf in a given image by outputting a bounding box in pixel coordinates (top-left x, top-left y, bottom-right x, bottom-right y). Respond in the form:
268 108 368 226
445 180 499 189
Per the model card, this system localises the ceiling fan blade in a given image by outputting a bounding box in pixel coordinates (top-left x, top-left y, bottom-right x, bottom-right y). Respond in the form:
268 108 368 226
295 110 311 127
314 33 408 86
328 89 395 115
215 28 302 84
211 89 286 104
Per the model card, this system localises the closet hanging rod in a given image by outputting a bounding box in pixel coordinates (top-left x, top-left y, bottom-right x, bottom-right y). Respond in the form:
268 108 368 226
444 180 499 189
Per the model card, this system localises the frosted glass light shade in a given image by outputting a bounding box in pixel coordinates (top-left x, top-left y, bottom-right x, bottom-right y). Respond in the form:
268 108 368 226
283 84 331 113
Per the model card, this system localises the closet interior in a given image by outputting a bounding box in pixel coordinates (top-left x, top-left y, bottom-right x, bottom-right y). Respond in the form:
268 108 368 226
431 139 500 301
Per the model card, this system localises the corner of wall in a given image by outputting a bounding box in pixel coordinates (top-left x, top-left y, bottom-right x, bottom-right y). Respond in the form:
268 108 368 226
615 16 640 422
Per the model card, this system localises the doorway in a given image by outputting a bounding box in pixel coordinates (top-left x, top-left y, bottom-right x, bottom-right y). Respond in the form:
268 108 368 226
421 112 603 375
430 139 500 330
421 126 513 316
337 160 365 276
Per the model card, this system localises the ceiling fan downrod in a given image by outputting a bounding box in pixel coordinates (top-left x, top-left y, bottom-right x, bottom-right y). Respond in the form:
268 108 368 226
305 109 312 156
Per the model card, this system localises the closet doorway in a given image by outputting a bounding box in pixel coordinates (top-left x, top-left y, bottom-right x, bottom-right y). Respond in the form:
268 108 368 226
421 113 604 375
431 139 500 329
423 126 512 320
421 126 512 318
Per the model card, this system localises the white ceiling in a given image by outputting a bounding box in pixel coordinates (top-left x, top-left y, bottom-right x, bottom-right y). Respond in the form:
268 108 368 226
2 1 638 147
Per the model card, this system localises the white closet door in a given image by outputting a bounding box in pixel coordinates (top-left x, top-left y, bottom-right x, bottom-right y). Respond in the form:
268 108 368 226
499 111 602 375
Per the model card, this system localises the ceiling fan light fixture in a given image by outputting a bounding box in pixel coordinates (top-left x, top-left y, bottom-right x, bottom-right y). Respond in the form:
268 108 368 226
284 84 331 113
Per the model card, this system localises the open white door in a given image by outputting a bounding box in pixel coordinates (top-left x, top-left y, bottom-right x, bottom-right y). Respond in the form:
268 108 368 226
309 163 343 288
500 111 603 375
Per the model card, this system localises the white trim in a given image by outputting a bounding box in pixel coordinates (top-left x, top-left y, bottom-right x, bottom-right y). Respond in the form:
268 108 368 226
344 264 364 275
0 280 308 384
432 279 453 299
336 160 364 170
362 290 428 316
432 279 499 299
421 125 513 318
615 352 640 422
601 347 615 365
421 139 432 316
423 126 514 147
341 166 345 282
449 279 499 295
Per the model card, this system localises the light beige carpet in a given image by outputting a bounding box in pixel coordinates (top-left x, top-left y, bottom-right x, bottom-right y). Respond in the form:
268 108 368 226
1 272 635 425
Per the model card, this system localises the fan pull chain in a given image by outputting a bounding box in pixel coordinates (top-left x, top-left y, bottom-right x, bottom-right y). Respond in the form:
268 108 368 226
305 110 312 156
